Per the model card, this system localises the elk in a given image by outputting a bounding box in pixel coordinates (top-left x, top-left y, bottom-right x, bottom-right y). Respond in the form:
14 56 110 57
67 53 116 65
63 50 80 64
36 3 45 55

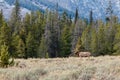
75 51 91 57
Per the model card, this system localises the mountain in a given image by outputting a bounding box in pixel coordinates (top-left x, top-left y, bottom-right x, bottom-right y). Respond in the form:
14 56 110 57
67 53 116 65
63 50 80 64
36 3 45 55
1 0 120 20
0 0 30 19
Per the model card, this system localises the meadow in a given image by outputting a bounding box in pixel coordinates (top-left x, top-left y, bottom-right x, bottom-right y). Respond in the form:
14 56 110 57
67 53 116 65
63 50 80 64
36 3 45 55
0 56 120 80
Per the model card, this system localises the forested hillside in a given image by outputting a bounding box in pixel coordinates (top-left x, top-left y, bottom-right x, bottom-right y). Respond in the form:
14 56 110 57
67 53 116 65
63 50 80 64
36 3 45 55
0 0 120 60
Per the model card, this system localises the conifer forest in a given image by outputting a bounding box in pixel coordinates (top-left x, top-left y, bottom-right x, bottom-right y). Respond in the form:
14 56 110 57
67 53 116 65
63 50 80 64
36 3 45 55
1 0 120 80
0 0 120 60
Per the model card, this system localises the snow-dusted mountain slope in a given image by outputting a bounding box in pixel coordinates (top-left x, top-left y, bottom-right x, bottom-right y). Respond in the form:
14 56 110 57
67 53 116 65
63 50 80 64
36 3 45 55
48 0 120 19
0 0 30 19
1 0 120 19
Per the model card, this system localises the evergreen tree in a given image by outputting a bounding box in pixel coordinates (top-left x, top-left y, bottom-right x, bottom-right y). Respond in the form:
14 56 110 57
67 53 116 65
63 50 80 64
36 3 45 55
71 20 84 54
26 32 37 58
0 44 10 67
49 4 60 57
60 11 70 30
105 0 115 54
113 24 120 55
17 36 25 58
23 13 31 34
90 28 98 56
0 22 12 55
74 37 84 53
60 26 71 57
38 35 48 58
19 26 27 45
11 17 27 58
89 10 93 25
74 8 79 24
9 0 21 34
31 11 45 52
0 44 14 68
81 26 91 51
38 11 52 58
12 34 25 58
104 23 116 55
0 10 3 27
97 25 106 55
106 0 113 22
34 11 45 42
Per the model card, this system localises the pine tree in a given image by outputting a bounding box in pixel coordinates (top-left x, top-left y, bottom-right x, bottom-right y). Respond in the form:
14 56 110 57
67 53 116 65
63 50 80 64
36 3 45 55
23 13 31 34
17 37 25 58
9 0 21 34
26 32 37 58
12 34 25 58
89 10 93 25
0 44 14 68
48 5 60 57
104 0 116 55
71 20 84 54
60 26 71 57
81 26 91 51
104 23 116 55
11 34 19 57
106 0 113 22
0 22 12 55
74 37 84 53
0 44 10 67
74 8 79 24
60 11 70 30
38 35 48 58
0 22 11 45
97 25 106 55
38 11 52 58
34 11 45 42
113 24 120 55
0 12 14 65
0 10 3 27
90 28 98 56
31 11 45 53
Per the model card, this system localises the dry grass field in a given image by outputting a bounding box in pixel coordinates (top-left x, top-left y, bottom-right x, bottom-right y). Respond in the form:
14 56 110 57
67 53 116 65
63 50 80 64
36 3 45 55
0 56 120 80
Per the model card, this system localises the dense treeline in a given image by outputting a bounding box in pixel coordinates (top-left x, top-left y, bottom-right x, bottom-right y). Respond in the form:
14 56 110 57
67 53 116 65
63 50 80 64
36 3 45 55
0 0 120 59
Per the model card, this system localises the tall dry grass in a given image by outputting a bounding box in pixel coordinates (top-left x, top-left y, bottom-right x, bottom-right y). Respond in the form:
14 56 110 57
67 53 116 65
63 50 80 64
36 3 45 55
0 56 120 80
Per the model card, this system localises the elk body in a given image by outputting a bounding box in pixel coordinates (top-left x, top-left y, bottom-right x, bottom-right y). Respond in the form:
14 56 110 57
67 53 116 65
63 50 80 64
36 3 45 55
75 52 91 57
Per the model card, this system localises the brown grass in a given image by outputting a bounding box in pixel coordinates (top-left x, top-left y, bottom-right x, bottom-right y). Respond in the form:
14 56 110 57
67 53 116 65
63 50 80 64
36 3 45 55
0 56 120 80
